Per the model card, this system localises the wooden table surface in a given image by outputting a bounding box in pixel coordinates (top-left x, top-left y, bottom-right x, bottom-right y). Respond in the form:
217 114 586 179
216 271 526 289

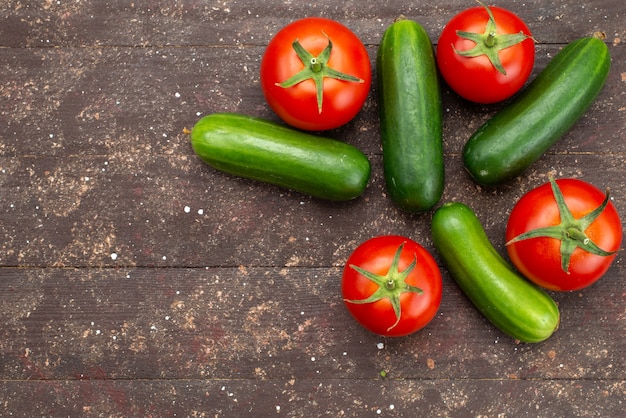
1 1 624 416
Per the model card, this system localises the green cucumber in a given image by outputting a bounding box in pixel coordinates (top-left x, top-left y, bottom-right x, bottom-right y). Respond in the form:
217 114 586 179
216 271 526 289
431 202 560 343
189 113 371 201
463 36 611 186
377 17 444 212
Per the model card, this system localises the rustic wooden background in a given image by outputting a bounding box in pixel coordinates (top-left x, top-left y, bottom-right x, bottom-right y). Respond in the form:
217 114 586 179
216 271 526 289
1 0 624 416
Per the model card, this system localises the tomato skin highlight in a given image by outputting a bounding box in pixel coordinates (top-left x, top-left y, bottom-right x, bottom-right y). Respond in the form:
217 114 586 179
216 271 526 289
506 179 622 291
341 236 442 337
436 5 535 104
260 17 371 131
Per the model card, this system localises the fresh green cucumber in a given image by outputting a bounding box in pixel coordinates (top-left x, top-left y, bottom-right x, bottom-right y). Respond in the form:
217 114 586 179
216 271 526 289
377 17 444 212
463 36 611 186
431 202 560 343
189 113 371 201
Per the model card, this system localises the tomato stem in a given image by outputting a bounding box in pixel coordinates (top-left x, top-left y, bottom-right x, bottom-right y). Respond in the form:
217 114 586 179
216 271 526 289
344 242 424 332
485 31 497 48
566 227 590 245
310 57 322 73
276 35 364 114
453 1 533 75
506 177 616 274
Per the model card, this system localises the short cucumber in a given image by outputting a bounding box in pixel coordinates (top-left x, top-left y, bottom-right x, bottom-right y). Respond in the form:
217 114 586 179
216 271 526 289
190 113 371 201
431 202 560 343
377 17 444 212
463 36 611 186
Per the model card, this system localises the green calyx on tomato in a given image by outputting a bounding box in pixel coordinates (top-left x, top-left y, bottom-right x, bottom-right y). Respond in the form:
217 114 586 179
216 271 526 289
344 242 423 332
453 1 533 75
276 35 364 114
506 177 616 273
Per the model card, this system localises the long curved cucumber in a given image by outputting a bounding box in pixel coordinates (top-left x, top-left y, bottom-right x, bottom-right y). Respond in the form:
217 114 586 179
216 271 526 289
463 36 611 186
431 202 560 343
377 17 444 212
190 113 371 201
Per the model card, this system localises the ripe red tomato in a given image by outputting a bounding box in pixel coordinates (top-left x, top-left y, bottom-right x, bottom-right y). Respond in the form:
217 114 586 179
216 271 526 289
260 17 371 131
341 235 442 337
506 178 622 291
436 3 535 104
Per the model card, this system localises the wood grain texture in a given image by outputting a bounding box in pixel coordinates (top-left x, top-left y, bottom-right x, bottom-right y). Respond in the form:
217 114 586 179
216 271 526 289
1 0 625 416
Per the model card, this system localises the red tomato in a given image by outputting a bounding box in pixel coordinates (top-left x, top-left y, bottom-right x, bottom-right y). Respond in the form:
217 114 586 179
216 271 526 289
506 178 622 291
341 235 442 337
260 17 371 131
436 3 535 104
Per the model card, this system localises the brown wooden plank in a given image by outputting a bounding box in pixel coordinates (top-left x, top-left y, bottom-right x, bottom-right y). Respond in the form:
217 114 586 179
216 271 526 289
0 153 624 268
1 43 625 159
2 152 625 268
1 378 625 417
1 265 624 381
0 0 623 47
